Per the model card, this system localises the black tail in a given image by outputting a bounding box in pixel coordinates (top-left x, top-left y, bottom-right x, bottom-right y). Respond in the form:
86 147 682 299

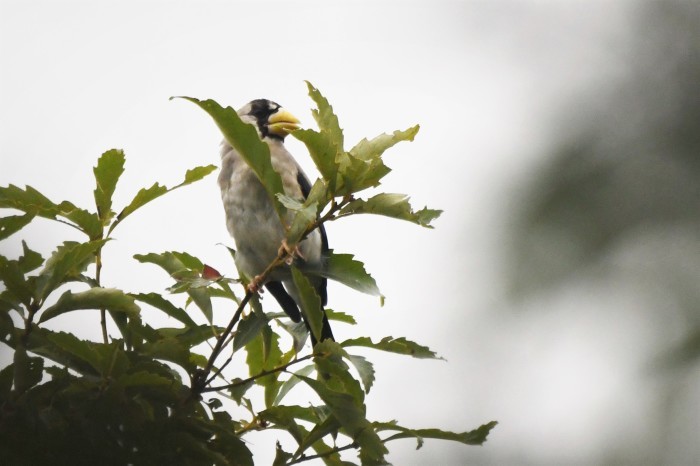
265 280 334 346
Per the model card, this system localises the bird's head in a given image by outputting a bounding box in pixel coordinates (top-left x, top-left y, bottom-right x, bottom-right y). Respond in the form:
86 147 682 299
237 99 301 141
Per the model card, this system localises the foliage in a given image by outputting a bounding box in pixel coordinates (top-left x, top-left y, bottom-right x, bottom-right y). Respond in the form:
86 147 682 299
0 83 496 464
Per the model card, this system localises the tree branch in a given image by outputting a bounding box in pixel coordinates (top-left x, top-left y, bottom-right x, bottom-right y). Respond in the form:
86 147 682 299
202 354 314 393
287 442 358 465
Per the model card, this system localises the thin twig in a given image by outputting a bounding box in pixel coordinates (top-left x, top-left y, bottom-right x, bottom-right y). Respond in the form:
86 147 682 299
202 354 314 393
287 442 358 465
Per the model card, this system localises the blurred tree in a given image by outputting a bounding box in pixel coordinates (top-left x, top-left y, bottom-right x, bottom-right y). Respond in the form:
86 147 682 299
509 2 700 463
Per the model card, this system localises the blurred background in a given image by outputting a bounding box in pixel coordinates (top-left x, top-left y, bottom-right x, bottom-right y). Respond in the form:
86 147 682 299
1 1 698 464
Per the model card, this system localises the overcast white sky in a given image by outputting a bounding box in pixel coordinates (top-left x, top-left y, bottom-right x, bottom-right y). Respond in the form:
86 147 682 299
0 1 648 464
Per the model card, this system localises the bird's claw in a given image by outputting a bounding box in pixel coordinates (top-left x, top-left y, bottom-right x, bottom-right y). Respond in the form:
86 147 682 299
279 239 304 265
247 276 264 294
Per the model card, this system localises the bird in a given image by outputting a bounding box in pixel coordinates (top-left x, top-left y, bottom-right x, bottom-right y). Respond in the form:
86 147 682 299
218 98 334 346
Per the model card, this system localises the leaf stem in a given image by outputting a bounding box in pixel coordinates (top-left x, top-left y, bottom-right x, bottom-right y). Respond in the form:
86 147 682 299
287 442 358 465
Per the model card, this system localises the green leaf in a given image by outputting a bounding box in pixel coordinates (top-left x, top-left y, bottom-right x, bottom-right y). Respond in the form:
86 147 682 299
175 96 287 220
0 185 101 237
118 370 174 388
17 241 43 273
380 421 499 447
233 309 268 353
341 336 442 360
346 354 375 394
304 250 380 297
134 252 212 322
326 309 357 325
0 363 13 398
36 240 107 301
13 345 43 394
0 256 34 307
273 364 315 406
142 337 195 372
336 151 391 196
293 129 341 186
349 125 420 161
340 193 442 228
44 331 104 373
93 149 125 223
305 81 344 150
291 266 324 342
112 164 216 233
0 213 34 240
273 442 293 466
39 287 140 323
131 292 197 328
245 322 283 407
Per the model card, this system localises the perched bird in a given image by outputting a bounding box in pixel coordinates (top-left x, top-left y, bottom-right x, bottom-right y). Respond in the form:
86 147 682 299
218 98 334 345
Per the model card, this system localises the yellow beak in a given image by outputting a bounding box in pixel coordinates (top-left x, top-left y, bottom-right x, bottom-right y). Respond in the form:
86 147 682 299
267 108 301 137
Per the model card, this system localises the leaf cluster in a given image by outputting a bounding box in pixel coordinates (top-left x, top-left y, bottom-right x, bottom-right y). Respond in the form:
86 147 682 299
0 83 495 465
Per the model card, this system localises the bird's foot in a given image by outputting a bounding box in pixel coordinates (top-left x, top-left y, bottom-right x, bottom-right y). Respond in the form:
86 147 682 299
279 239 304 265
247 276 264 294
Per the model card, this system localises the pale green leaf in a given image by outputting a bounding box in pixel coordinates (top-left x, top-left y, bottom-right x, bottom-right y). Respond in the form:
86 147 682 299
380 421 499 447
304 250 380 297
349 125 420 161
340 193 442 228
341 336 442 360
346 354 375 394
233 309 268 353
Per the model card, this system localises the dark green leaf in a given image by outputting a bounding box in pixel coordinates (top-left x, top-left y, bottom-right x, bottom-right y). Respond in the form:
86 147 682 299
291 266 324 342
118 370 173 388
233 309 268 353
39 287 140 323
56 201 102 239
112 164 216 232
228 378 255 404
142 337 195 372
93 149 125 223
37 240 107 301
0 213 34 240
44 331 104 372
134 252 212 322
13 345 43 394
0 184 58 217
340 193 442 228
245 322 283 408
17 241 43 273
175 96 287 219
293 129 341 186
0 256 34 307
341 336 442 360
273 442 293 466
0 363 13 397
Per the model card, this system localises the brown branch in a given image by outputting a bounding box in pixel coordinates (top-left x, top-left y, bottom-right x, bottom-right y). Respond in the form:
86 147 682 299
287 442 359 465
202 354 314 393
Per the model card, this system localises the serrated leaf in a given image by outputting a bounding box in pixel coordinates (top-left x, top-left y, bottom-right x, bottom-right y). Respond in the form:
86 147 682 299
291 266 324 342
304 250 380 297
39 287 140 323
293 129 341 186
93 149 125 223
36 240 108 301
131 292 197 328
111 164 216 233
346 354 375 394
0 256 34 307
44 331 104 372
305 81 344 150
13 346 43 394
56 201 102 239
349 125 420 161
293 415 342 459
340 193 442 228
176 96 287 220
273 442 294 466
0 213 34 240
341 336 442 360
17 241 43 273
0 184 61 218
273 364 315 406
245 322 284 408
336 151 392 196
119 370 173 388
380 421 499 447
232 309 268 353
142 337 195 371
134 251 212 322
326 309 357 325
